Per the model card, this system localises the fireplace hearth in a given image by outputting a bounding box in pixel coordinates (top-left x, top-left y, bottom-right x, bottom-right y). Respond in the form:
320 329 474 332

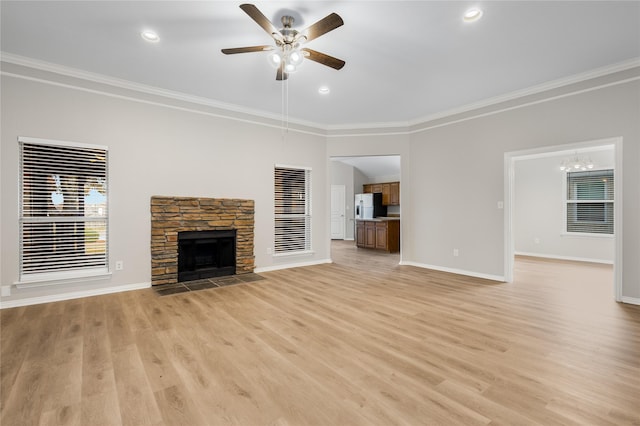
178 230 236 282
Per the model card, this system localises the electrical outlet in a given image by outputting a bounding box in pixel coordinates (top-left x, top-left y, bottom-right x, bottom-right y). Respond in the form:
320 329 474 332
1 286 10 297
497 201 504 209
453 249 459 257
115 261 124 271
534 237 540 244
266 247 273 255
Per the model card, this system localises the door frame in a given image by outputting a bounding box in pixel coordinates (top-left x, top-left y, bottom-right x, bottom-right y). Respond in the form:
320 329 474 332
503 137 622 301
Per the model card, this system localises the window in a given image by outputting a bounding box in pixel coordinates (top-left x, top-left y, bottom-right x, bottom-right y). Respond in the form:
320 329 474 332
274 165 311 254
566 169 613 235
19 137 109 281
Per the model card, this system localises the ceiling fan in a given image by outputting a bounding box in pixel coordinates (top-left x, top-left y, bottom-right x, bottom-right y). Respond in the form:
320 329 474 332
221 3 345 80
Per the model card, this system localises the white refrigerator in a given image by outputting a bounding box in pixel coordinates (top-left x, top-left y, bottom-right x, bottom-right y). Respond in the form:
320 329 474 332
354 193 386 219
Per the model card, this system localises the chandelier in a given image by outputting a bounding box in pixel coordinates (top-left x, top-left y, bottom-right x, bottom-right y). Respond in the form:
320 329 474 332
559 154 594 172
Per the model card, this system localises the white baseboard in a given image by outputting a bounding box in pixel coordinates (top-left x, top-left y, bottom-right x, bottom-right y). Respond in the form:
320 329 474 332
399 261 504 282
255 258 332 273
0 282 151 309
621 296 640 306
514 251 614 265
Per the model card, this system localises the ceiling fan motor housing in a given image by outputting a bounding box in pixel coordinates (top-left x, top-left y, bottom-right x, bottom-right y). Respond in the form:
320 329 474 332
279 16 300 45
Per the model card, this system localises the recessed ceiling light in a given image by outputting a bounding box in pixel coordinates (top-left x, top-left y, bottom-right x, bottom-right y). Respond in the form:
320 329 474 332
463 8 483 22
318 86 330 94
141 30 160 42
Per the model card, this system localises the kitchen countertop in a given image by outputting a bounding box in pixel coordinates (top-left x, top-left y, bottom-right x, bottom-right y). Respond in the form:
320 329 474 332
356 217 400 222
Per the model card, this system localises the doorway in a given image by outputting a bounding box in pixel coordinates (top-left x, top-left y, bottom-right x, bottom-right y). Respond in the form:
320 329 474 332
504 137 622 301
329 155 401 257
331 185 346 240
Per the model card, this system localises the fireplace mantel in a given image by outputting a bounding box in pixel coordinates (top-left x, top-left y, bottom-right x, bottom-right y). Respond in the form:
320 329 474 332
150 196 255 286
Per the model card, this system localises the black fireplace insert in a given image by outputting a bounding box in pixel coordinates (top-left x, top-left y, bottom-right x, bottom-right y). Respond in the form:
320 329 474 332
177 229 236 282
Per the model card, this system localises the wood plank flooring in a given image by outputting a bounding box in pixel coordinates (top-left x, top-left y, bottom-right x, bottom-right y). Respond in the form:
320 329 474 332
2 240 639 425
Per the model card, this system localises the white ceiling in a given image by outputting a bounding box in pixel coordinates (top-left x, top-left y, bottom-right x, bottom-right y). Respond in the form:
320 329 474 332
1 1 639 128
332 156 400 179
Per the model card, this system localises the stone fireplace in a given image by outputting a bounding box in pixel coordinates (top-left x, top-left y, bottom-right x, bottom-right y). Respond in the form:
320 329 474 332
150 196 254 286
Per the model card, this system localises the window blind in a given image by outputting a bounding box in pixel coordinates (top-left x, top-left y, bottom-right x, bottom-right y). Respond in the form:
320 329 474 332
566 169 613 234
19 137 109 280
274 166 311 254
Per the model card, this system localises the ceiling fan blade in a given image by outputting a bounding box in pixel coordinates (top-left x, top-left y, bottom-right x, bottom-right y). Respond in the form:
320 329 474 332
276 62 288 81
221 45 274 54
298 13 344 43
301 48 345 70
239 4 283 42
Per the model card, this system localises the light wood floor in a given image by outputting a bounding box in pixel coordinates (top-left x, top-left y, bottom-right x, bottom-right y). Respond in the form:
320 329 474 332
2 240 639 425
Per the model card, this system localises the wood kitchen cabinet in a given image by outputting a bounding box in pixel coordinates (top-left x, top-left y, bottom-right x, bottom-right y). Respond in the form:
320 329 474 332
375 222 388 250
356 221 365 246
362 181 400 206
381 183 390 205
389 182 400 205
365 221 376 248
355 219 400 253
376 220 400 252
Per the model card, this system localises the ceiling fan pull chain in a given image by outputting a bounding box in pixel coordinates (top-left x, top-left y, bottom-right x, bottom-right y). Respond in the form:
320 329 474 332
281 72 285 142
286 78 290 136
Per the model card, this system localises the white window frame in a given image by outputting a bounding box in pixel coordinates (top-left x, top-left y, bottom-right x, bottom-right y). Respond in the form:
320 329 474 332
274 164 312 256
563 168 614 237
18 136 110 284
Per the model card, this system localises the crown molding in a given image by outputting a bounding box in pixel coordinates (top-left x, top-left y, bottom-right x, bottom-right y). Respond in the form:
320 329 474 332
2 51 639 136
326 58 640 138
406 57 640 129
325 120 411 132
325 58 640 135
0 52 327 132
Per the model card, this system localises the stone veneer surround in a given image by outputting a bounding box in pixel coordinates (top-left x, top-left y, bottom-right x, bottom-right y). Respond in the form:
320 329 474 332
151 196 255 286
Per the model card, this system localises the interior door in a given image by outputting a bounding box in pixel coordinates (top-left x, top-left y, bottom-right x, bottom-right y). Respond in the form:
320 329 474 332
331 185 346 240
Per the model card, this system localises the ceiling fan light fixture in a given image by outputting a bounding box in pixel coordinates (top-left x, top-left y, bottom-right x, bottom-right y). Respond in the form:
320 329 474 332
269 51 283 67
140 30 160 42
463 8 483 22
285 63 297 73
222 4 345 80
289 49 304 66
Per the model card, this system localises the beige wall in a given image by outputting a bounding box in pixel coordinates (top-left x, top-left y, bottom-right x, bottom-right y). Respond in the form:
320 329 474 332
1 70 329 304
328 76 640 301
2 62 639 306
